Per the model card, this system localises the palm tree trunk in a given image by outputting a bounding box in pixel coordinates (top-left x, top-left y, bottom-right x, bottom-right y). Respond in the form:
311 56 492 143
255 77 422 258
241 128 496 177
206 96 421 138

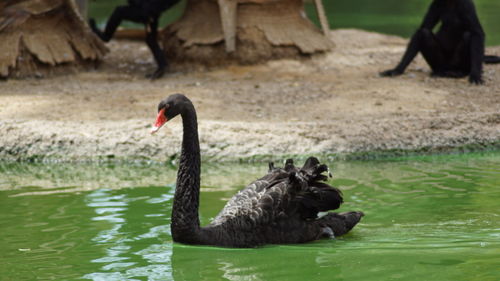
162 0 333 66
0 0 107 78
74 0 88 19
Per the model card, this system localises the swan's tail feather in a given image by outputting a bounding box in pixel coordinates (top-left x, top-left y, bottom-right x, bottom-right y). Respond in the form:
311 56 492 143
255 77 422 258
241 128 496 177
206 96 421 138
294 182 343 219
268 162 275 172
300 157 332 182
309 182 343 211
319 211 364 237
258 157 362 238
284 159 296 172
277 157 344 220
263 157 353 221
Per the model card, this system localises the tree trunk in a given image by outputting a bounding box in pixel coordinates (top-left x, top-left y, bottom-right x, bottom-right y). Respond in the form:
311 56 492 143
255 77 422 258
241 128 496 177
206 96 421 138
0 0 107 79
74 0 88 19
162 0 333 66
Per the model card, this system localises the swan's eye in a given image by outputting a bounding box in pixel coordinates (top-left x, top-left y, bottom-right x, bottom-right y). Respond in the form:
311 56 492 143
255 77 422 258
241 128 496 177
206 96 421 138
158 102 170 112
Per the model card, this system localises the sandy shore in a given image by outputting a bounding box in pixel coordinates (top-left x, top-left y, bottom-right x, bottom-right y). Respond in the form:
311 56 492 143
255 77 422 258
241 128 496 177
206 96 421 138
1 29 499 162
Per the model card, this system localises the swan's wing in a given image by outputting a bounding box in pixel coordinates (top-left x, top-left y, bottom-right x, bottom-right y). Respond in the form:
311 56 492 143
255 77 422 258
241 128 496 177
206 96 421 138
209 157 343 229
209 169 288 227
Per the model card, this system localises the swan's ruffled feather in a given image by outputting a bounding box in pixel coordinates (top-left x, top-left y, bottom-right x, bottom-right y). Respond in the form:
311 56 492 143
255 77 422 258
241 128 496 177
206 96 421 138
209 157 343 229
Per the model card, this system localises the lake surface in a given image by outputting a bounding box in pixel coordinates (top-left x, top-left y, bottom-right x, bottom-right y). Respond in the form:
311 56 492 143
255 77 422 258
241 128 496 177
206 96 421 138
1 152 499 280
89 0 500 46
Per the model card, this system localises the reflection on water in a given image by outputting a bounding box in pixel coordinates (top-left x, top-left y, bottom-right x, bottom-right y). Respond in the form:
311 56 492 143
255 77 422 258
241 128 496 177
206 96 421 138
0 152 499 280
0 162 264 193
83 188 174 280
170 244 348 281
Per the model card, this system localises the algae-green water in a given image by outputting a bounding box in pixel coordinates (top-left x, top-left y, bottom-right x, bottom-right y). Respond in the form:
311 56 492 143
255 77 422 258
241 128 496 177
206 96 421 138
1 152 499 280
89 0 500 46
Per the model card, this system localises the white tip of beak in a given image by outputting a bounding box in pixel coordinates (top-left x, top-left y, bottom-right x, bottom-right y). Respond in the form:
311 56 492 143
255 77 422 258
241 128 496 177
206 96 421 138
151 126 160 134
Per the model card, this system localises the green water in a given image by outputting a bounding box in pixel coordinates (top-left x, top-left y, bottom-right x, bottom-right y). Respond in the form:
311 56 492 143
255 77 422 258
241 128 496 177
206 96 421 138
89 0 500 46
1 152 499 280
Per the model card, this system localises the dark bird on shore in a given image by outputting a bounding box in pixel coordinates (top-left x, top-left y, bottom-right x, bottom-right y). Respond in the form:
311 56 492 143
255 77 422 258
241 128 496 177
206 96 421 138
89 0 181 79
151 93 364 247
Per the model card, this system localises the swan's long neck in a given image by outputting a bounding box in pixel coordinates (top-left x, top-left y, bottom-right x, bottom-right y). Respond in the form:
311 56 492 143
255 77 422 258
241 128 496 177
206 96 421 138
171 103 201 243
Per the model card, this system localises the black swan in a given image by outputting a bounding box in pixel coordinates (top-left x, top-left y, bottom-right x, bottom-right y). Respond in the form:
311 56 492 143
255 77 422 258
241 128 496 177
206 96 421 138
151 94 364 247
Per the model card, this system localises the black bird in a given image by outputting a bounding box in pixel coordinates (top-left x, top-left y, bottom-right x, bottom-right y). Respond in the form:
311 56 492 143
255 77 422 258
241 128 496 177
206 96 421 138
151 93 364 247
89 0 180 79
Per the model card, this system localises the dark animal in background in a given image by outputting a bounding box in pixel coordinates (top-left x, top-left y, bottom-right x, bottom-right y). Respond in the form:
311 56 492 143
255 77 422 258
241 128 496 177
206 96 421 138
89 0 181 79
380 0 500 84
151 94 364 247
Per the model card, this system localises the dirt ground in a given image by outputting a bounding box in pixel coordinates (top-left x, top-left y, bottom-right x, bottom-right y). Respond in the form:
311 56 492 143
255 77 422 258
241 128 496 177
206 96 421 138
0 29 499 162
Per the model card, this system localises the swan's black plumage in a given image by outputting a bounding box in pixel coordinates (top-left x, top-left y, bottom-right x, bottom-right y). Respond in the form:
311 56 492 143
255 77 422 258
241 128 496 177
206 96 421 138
153 94 363 247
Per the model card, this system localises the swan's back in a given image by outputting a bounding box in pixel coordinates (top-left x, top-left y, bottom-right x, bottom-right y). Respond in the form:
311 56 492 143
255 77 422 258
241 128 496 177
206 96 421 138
209 165 292 227
205 157 361 247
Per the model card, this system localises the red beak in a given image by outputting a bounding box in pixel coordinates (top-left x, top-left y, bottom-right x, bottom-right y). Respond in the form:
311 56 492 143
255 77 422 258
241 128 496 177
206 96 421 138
151 108 167 134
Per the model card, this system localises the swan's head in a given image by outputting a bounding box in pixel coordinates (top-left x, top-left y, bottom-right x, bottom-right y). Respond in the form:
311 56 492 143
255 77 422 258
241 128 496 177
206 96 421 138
151 93 191 134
